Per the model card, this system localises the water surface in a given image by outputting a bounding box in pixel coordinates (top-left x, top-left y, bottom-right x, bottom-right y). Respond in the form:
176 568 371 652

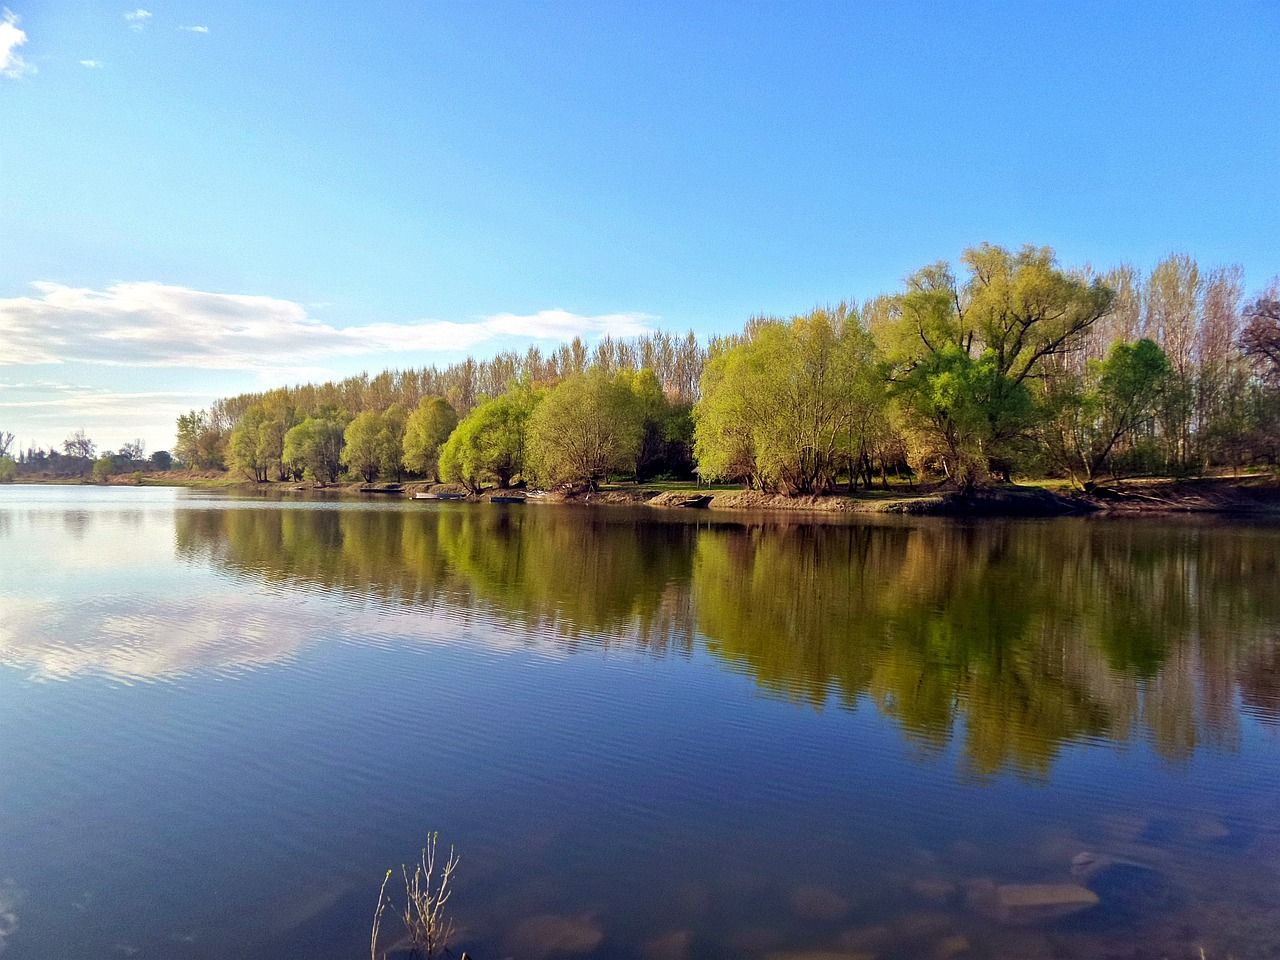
2 486 1279 959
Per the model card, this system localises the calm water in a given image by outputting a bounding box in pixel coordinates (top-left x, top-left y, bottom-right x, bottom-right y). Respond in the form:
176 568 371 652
2 487 1279 960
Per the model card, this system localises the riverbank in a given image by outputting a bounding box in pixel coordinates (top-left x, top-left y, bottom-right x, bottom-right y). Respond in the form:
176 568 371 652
9 472 1280 517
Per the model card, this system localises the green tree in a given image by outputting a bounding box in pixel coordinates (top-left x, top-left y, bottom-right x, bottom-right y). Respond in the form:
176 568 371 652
228 404 279 482
150 450 173 471
92 455 115 484
378 404 408 481
440 386 540 492
283 417 345 483
340 411 389 483
694 306 882 493
402 397 459 481
1039 339 1172 486
527 370 645 489
175 410 227 469
0 455 15 483
880 245 1113 487
893 346 1033 489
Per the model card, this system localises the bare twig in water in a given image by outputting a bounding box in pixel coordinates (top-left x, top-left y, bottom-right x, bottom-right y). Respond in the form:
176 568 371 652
371 833 461 960
371 869 391 960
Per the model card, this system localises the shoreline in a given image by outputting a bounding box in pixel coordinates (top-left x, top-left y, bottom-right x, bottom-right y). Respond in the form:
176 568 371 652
8 473 1280 518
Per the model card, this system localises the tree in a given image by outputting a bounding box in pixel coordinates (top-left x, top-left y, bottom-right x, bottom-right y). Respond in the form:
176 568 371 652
439 386 540 492
63 430 96 459
0 431 13 458
284 417 345 483
341 411 394 483
880 245 1114 487
0 455 15 483
175 410 226 469
1242 286 1280 382
695 306 883 493
402 397 459 481
228 405 274 482
626 369 692 481
893 346 1033 489
1039 339 1172 486
150 450 173 471
120 439 146 462
92 455 115 484
379 404 407 481
527 370 645 489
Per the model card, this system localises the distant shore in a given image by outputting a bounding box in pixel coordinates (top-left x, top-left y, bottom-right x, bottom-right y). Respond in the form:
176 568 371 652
8 471 1280 518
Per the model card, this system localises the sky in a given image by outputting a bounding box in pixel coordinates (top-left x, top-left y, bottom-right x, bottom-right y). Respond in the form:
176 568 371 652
2 0 1279 454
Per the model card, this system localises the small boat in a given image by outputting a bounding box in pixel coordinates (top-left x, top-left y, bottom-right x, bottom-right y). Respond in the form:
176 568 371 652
677 494 713 509
490 494 526 504
414 491 466 501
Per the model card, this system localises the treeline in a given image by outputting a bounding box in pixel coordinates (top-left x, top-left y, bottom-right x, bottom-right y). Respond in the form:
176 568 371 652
0 431 172 483
178 244 1280 493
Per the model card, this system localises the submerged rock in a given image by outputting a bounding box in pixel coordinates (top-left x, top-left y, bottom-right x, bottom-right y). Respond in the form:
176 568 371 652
791 885 851 921
994 883 1100 924
504 913 604 960
910 877 958 903
935 933 971 958
642 929 693 960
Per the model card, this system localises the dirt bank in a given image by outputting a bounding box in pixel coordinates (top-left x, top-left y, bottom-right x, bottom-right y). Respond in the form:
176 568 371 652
646 476 1280 517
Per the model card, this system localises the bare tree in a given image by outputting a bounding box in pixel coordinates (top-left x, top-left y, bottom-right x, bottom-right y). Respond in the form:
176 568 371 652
1241 282 1280 381
0 431 14 458
62 430 96 459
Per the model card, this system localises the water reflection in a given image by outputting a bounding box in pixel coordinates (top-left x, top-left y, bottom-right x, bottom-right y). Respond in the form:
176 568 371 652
4 493 1280 960
165 505 1280 775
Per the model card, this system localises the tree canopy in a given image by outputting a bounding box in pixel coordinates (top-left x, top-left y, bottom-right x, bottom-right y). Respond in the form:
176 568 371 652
694 306 882 493
440 386 540 492
527 371 646 489
402 397 459 481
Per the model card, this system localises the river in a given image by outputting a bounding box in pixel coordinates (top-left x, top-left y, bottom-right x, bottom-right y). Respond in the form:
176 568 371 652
1 486 1278 959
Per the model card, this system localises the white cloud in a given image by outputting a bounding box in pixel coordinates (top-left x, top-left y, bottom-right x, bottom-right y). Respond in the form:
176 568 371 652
0 8 34 79
0 281 656 371
79 58 102 68
123 7 151 29
178 24 208 33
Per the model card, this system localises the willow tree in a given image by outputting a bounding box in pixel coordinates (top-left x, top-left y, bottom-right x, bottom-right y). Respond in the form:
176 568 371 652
526 370 645 489
439 385 540 492
402 397 459 481
341 410 406 483
880 245 1114 487
283 416 344 483
693 305 882 494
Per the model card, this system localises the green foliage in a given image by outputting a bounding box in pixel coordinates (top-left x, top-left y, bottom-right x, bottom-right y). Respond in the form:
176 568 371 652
402 397 458 480
228 404 286 482
149 450 173 471
92 455 115 484
341 410 405 483
176 410 226 469
439 386 540 492
0 455 15 483
283 417 345 483
1039 338 1172 485
694 306 883 493
878 244 1108 487
892 346 1033 488
183 242 1280 494
527 370 646 489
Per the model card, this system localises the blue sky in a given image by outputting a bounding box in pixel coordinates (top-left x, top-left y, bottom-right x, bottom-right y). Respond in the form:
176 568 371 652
3 0 1279 452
